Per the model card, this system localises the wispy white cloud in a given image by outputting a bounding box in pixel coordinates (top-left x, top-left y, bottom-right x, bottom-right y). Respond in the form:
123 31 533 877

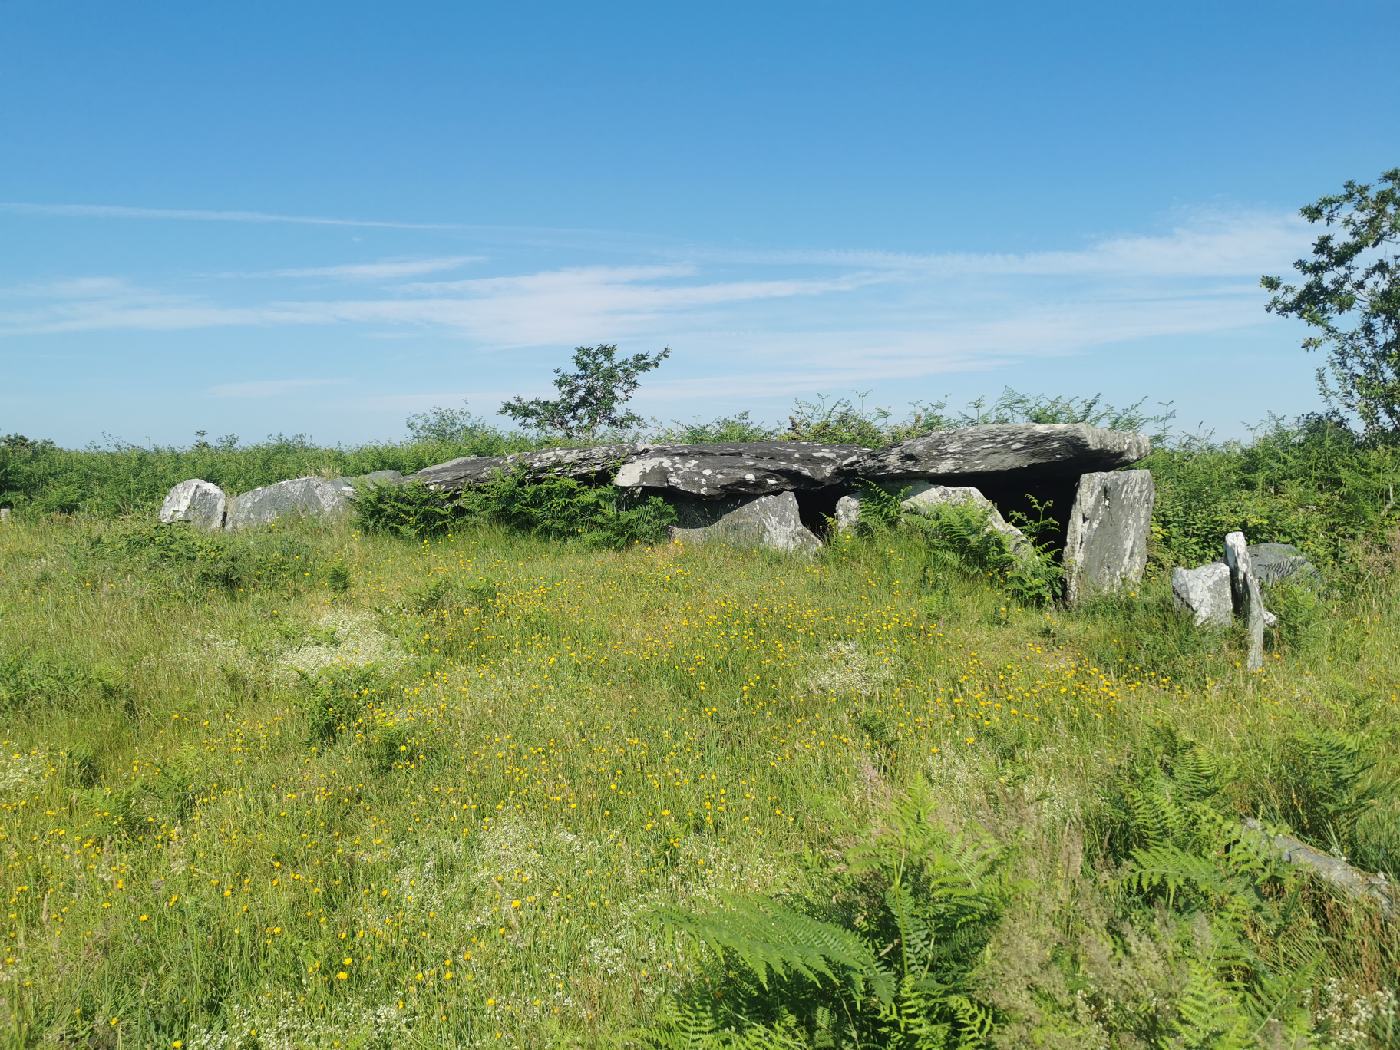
239 256 485 281
0 210 1309 408
693 210 1310 279
0 202 460 230
209 378 349 398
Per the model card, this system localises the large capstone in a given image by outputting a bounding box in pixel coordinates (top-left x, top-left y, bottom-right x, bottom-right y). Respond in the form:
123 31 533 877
1171 562 1233 626
856 424 1150 480
1063 470 1154 603
614 442 867 498
1224 532 1266 670
226 477 352 530
159 479 227 530
670 491 820 553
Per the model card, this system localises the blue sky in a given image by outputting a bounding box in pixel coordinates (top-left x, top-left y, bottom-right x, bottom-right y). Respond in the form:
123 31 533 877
3 1 1397 446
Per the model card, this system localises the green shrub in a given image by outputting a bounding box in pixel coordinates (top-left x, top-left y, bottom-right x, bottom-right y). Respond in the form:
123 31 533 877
460 469 676 548
97 520 316 593
354 480 465 538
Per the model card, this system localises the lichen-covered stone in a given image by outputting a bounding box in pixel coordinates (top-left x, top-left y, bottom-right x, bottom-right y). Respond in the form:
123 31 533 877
856 424 1150 480
670 491 820 553
226 477 351 530
1171 562 1232 626
159 479 227 530
1247 542 1321 588
1064 470 1154 603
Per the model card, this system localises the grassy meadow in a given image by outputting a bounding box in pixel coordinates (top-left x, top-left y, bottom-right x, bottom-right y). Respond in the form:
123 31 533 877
0 504 1397 1048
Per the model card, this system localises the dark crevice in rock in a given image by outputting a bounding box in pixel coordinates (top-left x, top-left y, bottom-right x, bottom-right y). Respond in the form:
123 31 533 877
926 471 1080 553
792 487 846 539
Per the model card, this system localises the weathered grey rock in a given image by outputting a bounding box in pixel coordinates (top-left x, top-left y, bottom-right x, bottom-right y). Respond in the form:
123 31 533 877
615 442 867 498
159 479 227 530
1064 470 1154 603
1247 542 1321 588
835 482 1029 548
856 424 1150 480
331 470 405 493
415 445 633 490
1224 531 1266 670
226 477 351 530
1171 562 1233 626
670 491 820 553
417 442 869 499
1243 818 1397 918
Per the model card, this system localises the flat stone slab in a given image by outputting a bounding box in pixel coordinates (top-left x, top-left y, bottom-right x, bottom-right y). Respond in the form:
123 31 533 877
1064 470 1154 603
159 479 227 530
226 477 352 530
857 423 1150 480
615 442 867 498
1172 562 1232 626
417 442 868 499
670 491 820 553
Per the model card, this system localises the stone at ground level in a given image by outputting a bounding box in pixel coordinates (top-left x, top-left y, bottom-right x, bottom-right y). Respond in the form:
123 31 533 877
670 491 820 554
855 423 1150 480
834 482 1028 548
1247 542 1321 588
1171 562 1233 626
1064 470 1154 604
1224 531 1266 670
159 479 227 530
226 477 352 530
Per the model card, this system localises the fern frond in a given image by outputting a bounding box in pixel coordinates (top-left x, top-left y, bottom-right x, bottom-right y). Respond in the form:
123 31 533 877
658 897 877 990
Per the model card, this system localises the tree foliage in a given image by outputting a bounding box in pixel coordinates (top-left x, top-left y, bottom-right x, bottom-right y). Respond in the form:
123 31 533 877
1263 168 1400 438
500 343 670 439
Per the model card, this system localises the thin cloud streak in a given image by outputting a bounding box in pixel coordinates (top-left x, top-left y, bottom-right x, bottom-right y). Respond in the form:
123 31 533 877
0 202 461 230
243 256 485 281
209 378 349 398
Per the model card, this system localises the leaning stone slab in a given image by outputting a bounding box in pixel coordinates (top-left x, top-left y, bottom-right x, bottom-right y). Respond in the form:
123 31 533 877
226 477 352 530
159 479 227 530
1064 470 1154 604
1248 542 1321 588
670 491 820 554
335 469 405 491
415 445 634 490
1224 531 1266 670
856 423 1150 480
1171 562 1232 626
835 483 1029 548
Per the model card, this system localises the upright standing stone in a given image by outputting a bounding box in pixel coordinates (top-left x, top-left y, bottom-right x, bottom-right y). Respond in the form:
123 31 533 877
159 479 227 530
1224 531 1266 670
1063 470 1154 603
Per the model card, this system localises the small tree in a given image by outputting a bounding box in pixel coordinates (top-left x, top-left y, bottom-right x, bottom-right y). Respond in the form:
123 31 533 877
1262 168 1400 438
500 344 670 439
